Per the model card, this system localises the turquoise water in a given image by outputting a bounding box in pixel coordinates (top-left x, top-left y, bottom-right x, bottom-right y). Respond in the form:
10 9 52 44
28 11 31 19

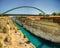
15 22 60 48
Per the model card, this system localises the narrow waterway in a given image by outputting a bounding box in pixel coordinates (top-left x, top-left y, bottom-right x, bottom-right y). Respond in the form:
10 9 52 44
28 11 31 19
15 22 60 48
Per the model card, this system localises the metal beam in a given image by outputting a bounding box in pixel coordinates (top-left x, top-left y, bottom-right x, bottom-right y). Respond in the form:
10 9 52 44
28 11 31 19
0 14 41 16
2 6 45 15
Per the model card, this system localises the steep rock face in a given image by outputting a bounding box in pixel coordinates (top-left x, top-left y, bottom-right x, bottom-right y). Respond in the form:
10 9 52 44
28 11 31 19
0 16 35 48
15 17 60 43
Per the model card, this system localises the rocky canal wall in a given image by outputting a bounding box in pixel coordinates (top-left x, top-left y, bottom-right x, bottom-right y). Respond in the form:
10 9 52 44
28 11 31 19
15 20 60 43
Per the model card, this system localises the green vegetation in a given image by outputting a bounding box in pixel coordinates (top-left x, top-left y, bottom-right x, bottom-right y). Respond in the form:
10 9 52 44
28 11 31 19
39 13 43 16
39 12 60 16
52 12 56 16
51 12 60 16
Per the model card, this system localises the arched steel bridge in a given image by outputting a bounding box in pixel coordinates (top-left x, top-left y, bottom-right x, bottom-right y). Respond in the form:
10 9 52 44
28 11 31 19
1 6 45 16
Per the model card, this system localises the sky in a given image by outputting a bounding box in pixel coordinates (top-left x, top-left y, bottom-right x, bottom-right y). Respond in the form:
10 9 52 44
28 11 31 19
0 0 60 14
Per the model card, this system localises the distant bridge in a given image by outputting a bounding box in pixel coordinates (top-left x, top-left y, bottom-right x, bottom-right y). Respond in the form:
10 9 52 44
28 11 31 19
0 6 60 23
1 6 45 15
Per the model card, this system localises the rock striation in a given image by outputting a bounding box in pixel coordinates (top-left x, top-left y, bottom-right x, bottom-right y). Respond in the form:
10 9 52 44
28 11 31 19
15 18 60 43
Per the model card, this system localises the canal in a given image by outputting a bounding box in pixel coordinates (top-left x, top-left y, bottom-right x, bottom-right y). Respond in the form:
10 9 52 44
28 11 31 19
15 22 60 48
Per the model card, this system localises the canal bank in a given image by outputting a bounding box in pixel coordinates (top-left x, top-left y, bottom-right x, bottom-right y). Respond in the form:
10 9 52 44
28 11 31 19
0 17 35 48
14 21 60 48
15 20 60 43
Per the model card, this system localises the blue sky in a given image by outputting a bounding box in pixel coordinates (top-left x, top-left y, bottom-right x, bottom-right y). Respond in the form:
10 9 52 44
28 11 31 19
0 0 60 14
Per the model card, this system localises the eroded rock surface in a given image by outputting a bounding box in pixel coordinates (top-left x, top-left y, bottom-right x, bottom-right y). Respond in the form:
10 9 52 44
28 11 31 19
0 16 35 48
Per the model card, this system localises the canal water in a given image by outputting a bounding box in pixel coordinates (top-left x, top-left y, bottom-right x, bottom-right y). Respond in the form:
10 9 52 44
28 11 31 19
15 22 60 48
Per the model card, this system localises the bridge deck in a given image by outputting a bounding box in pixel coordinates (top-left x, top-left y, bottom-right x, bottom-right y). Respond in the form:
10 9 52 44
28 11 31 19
0 14 40 16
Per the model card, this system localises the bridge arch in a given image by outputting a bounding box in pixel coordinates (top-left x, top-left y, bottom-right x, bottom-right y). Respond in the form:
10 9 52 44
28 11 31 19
2 6 45 14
